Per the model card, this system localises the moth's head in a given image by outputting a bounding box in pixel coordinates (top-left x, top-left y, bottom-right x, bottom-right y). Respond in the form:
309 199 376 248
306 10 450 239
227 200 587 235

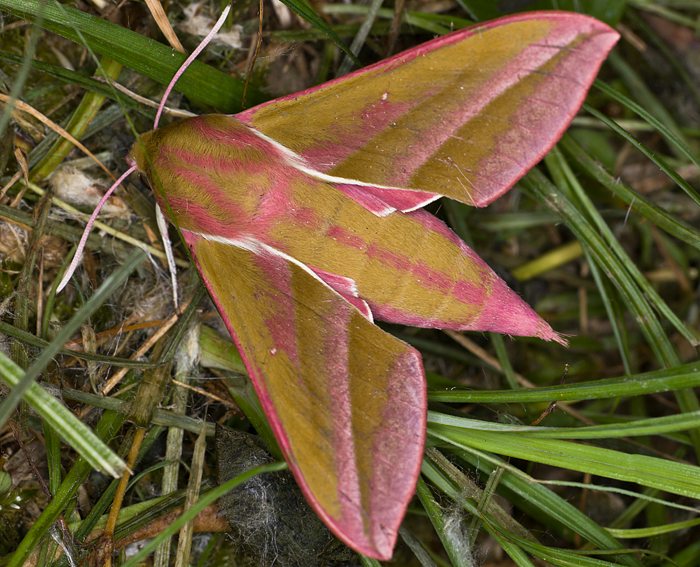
127 129 158 175
128 115 256 175
127 124 181 201
126 123 191 213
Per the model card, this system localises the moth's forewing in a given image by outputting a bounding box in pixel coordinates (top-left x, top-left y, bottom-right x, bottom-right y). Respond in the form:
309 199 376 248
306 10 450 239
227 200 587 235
238 12 618 207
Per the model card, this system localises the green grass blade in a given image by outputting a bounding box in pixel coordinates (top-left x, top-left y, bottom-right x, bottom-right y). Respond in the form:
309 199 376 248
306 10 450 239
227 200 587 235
0 248 146 429
336 0 384 76
585 253 634 375
0 320 156 368
515 538 629 566
605 51 690 161
0 352 126 477
534 152 700 454
495 539 537 567
416 477 475 567
428 361 700 403
279 0 358 64
0 0 254 111
9 409 125 567
428 410 700 439
541 151 697 350
471 452 642 566
425 450 640 567
608 517 700 539
431 425 700 499
323 4 473 34
0 8 41 138
32 57 123 182
561 134 700 251
594 78 700 170
0 50 143 109
579 107 700 209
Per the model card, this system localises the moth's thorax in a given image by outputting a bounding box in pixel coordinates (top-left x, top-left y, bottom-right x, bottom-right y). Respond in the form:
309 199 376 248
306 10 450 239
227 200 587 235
130 114 302 237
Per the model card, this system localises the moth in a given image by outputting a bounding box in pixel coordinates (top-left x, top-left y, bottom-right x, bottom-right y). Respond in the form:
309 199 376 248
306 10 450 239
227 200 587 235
62 10 618 560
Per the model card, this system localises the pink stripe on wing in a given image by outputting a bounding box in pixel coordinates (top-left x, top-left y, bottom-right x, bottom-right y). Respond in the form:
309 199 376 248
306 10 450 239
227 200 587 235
319 306 365 545
367 349 425 557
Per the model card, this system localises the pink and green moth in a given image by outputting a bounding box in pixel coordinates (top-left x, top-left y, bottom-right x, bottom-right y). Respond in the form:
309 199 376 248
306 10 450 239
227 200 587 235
59 9 618 561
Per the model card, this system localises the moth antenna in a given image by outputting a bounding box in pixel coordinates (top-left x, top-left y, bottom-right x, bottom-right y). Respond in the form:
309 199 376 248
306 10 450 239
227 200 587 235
150 4 230 305
153 4 231 129
156 203 179 308
58 7 230 296
57 164 137 293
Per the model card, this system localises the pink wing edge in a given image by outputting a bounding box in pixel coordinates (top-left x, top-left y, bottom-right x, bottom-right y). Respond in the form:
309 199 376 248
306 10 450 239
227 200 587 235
181 229 427 560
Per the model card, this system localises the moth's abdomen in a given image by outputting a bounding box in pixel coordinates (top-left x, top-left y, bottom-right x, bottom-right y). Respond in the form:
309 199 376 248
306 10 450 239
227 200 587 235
131 115 299 237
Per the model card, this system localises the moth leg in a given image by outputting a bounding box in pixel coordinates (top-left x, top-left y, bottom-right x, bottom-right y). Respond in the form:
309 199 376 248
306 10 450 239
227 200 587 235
156 203 179 308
